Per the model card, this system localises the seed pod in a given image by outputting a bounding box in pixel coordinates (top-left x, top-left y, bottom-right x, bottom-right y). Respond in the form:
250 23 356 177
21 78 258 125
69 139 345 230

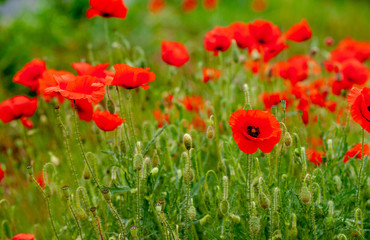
90 206 97 213
200 214 210 226
130 226 138 238
206 125 215 139
188 206 196 220
183 133 192 150
250 216 260 236
300 185 311 204
62 185 70 200
230 214 241 224
134 153 144 171
259 192 270 209
101 188 111 201
284 132 293 147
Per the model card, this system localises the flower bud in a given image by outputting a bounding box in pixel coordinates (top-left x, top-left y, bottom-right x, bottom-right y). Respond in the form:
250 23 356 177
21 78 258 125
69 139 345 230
83 164 91 180
188 205 196 220
200 214 210 226
206 125 215 139
259 192 270 209
250 216 260 235
183 168 194 184
300 185 311 204
76 207 87 221
183 133 192 150
219 199 229 215
90 206 97 213
151 167 159 176
101 188 111 201
155 203 162 213
230 214 241 224
62 185 70 200
134 153 144 171
284 132 293 147
152 150 160 167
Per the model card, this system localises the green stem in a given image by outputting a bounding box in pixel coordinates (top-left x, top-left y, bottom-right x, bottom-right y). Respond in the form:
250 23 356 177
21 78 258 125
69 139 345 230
67 201 84 240
136 170 141 239
107 200 126 236
128 90 138 144
104 20 113 64
356 128 366 208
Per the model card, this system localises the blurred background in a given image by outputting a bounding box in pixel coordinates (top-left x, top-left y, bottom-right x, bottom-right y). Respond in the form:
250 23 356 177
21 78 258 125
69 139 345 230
0 0 369 98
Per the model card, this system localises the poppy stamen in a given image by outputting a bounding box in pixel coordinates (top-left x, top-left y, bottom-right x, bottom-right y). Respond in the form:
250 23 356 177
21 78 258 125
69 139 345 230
247 126 260 138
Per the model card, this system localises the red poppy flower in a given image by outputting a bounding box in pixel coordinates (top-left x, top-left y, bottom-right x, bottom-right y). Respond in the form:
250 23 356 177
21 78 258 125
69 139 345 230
244 60 262 74
38 69 74 104
36 172 45 189
325 37 334 46
73 99 94 122
153 109 169 128
343 143 370 163
13 59 46 91
148 0 166 13
278 55 309 85
347 87 370 133
204 26 233 56
45 75 105 103
161 41 190 67
336 38 370 62
331 77 353 96
202 67 221 83
182 0 197 12
93 109 124 131
251 0 267 12
72 62 111 79
202 0 217 10
87 0 128 19
325 100 337 112
11 233 35 240
189 115 206 131
0 96 38 128
111 64 156 90
261 91 289 110
284 19 312 42
340 59 369 85
229 22 253 49
180 96 205 113
229 109 281 154
0 164 4 183
306 148 323 166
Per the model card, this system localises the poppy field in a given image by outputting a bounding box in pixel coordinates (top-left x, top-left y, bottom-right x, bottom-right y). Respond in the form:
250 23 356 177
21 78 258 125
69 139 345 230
1 0 370 239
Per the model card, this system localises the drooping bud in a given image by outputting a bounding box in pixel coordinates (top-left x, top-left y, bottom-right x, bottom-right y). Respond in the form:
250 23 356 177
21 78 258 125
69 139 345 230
300 185 311 204
76 206 87 221
183 133 192 150
90 206 97 213
250 216 260 236
83 164 91 180
284 132 293 147
188 199 196 220
206 125 215 139
151 167 159 176
230 214 241 224
200 214 211 226
259 192 270 209
158 198 166 212
289 213 298 238
219 199 229 215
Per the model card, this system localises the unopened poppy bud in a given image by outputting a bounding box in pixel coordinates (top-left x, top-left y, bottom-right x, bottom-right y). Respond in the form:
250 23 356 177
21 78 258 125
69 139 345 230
188 205 196 220
310 47 319 56
282 174 288 181
250 216 261 235
136 141 142 153
251 49 260 61
333 175 341 191
130 226 138 238
155 203 162 213
62 185 70 200
152 150 160 167
83 164 91 180
200 214 210 226
259 192 270 209
230 214 241 224
219 199 229 215
183 133 192 150
134 153 144 171
284 132 293 147
151 167 159 175
183 168 194 184
54 105 60 110
300 185 311 204
26 165 33 175
107 99 115 114
206 125 215 139
158 198 166 211
76 207 87 221
101 188 111 201
44 185 51 198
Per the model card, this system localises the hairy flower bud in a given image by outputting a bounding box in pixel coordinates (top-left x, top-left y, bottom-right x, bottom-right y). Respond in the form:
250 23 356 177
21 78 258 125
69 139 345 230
250 216 260 235
188 205 196 220
219 199 229 215
230 214 241 224
183 133 192 150
76 207 87 221
200 214 210 226
101 188 111 201
62 185 70 200
83 164 91 180
151 167 159 176
206 125 215 139
259 192 270 209
300 185 311 204
284 132 293 147
134 153 144 171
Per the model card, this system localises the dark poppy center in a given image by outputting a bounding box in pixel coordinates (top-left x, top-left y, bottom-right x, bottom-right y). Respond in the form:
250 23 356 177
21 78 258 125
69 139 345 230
102 12 111 17
257 39 266 44
247 126 260 138
368 106 370 112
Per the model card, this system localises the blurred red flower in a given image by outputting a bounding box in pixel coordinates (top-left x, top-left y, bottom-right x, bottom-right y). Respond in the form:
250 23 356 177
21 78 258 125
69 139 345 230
261 91 290 110
87 0 128 19
148 0 166 13
325 37 334 46
284 19 312 42
204 26 233 56
340 59 369 85
73 99 94 122
202 67 221 83
277 55 309 85
251 0 267 12
182 0 198 12
36 172 45 189
344 143 370 163
4 233 35 240
93 109 124 131
180 96 205 113
111 64 156 90
72 62 111 79
229 109 281 154
347 87 370 133
0 95 38 128
13 59 46 92
161 41 190 67
38 69 74 104
203 0 217 10
229 22 252 49
45 75 105 104
306 148 324 166
0 164 4 183
153 109 169 128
